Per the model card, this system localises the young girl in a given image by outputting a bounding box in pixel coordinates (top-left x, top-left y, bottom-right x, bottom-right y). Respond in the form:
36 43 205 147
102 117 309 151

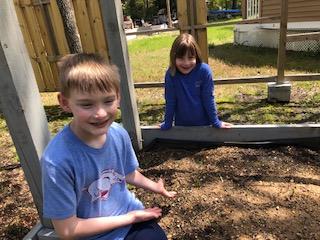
160 33 232 130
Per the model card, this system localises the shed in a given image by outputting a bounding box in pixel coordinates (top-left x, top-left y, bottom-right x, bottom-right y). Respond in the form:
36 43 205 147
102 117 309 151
235 0 320 51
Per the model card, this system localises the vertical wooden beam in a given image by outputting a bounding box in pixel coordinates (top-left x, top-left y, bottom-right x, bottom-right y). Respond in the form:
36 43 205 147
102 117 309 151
177 0 208 62
166 0 172 28
72 0 95 53
241 0 247 19
259 0 262 18
47 0 70 56
99 0 142 150
277 0 288 84
87 0 110 62
177 0 188 33
14 0 45 92
189 0 195 36
34 3 59 89
0 0 51 228
194 0 208 63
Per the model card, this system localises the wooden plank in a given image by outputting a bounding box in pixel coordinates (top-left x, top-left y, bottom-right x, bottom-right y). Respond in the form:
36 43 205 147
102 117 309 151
177 0 189 33
277 0 288 84
86 0 109 61
72 0 95 52
241 0 247 19
264 5 320 14
133 74 320 88
141 124 320 147
14 0 45 91
188 0 195 36
99 0 142 150
23 1 56 91
194 0 208 63
263 0 320 7
287 32 320 42
47 0 69 56
0 0 51 228
33 3 58 90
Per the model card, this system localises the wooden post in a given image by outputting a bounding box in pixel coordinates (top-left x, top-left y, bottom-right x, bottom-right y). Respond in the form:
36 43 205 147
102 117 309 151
177 0 208 62
241 0 247 19
177 0 188 33
189 0 196 36
166 0 172 28
194 0 208 63
277 0 288 84
99 0 142 150
0 0 52 228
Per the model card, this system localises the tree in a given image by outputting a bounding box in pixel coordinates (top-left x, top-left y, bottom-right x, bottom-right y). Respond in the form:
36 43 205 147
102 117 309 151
56 0 82 53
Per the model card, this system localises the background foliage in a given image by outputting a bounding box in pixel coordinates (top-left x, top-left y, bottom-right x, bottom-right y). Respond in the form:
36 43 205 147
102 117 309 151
121 0 240 21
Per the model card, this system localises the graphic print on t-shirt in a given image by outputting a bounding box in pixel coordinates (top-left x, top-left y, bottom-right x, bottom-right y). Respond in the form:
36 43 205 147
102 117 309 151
84 169 124 202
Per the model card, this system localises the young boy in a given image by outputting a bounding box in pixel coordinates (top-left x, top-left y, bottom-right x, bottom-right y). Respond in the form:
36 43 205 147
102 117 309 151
41 53 176 240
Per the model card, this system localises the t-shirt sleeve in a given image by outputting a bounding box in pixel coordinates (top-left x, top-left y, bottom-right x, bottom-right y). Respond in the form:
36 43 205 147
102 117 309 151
162 70 176 130
42 147 77 220
201 65 222 128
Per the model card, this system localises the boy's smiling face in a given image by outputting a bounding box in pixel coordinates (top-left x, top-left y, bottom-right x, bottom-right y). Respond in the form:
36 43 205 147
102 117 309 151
58 89 120 146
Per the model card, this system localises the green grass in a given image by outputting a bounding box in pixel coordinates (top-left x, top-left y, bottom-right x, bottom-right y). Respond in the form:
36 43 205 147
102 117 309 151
1 22 320 147
127 23 320 126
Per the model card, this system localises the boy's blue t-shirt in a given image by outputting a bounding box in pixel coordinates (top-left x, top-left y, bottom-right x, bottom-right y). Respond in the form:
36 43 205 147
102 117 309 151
162 63 222 129
41 122 144 240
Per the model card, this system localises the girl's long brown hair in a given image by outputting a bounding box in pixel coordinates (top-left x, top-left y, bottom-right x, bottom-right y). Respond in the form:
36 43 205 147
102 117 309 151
169 33 203 76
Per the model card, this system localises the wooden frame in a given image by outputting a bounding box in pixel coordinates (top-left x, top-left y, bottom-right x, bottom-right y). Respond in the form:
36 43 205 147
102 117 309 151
0 0 52 232
100 0 142 150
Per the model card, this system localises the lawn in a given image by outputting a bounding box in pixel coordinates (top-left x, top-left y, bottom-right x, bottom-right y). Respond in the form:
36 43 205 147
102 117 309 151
128 22 320 126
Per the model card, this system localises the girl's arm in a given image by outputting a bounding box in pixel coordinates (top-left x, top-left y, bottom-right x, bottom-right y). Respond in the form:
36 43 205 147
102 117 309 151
126 170 177 198
161 72 176 130
201 65 231 128
52 208 162 239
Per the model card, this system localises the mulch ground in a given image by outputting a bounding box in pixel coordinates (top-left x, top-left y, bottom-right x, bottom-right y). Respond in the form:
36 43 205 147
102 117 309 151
1 142 320 239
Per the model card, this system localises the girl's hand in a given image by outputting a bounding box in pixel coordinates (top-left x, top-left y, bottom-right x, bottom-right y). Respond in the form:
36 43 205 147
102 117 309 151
156 178 177 198
220 121 233 128
127 207 162 223
160 122 172 130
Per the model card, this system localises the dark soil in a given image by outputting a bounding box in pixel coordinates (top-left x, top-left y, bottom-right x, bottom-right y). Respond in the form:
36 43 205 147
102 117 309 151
1 141 319 240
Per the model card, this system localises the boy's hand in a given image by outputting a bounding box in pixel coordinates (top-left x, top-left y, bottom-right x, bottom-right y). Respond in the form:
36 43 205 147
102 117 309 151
220 121 233 128
156 178 177 198
127 207 162 223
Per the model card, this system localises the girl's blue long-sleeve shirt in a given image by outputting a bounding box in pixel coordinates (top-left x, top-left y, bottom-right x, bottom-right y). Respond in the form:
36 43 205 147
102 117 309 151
161 63 222 130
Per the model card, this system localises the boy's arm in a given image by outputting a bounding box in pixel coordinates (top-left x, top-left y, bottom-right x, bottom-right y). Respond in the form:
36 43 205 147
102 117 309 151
52 207 163 239
126 170 177 198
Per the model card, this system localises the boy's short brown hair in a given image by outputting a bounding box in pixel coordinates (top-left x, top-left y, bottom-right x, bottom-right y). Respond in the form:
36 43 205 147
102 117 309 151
58 53 120 97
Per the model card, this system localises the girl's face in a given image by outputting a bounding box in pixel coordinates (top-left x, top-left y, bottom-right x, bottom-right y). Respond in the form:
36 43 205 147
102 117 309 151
175 53 197 75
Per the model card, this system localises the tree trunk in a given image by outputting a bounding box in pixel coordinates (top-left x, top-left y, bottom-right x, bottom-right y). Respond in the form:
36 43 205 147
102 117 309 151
232 0 237 9
166 0 172 28
56 0 82 53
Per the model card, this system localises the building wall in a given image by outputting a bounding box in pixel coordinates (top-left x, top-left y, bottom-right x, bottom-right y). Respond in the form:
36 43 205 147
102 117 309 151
261 0 320 22
234 21 320 52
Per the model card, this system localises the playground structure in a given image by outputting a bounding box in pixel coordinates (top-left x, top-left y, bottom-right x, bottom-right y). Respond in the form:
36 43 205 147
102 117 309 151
0 0 320 239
